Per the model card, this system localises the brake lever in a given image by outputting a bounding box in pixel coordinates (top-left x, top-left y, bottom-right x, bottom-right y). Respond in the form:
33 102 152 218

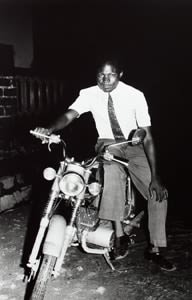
47 135 61 151
30 130 61 151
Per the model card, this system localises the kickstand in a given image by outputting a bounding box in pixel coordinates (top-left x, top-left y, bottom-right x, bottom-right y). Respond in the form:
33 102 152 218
103 251 115 271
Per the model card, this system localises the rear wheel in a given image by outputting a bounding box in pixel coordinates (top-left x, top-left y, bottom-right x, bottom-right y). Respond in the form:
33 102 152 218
30 254 56 300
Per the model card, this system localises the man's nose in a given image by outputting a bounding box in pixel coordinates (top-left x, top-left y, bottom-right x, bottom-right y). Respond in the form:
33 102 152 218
103 75 110 82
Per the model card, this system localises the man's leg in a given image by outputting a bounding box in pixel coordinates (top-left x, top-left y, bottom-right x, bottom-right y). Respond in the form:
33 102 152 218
99 162 126 222
95 139 130 259
125 145 176 271
99 161 131 260
128 158 168 248
95 139 127 222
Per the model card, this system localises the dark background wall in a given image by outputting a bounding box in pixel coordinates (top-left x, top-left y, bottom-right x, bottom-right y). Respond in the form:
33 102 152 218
0 1 33 70
31 0 192 217
0 0 191 217
32 0 192 139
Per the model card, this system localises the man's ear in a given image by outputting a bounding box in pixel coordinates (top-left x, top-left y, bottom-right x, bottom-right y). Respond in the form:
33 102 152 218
119 71 123 78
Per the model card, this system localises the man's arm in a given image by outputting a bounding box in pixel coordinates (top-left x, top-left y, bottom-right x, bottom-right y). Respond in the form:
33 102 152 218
142 126 158 178
33 109 79 136
47 109 79 133
142 126 168 202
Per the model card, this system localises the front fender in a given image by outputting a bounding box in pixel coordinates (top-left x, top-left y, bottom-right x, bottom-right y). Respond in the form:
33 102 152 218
43 214 67 257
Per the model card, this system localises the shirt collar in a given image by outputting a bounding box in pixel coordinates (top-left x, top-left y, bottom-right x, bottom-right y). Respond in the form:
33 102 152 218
96 81 122 97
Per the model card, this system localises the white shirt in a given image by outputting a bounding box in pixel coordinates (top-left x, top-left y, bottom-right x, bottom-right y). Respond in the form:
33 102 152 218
69 81 151 139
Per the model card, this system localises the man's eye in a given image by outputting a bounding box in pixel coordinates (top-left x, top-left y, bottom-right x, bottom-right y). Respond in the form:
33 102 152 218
98 73 117 78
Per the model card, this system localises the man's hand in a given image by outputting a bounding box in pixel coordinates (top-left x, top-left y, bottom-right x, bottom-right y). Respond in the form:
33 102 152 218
149 177 168 202
103 150 114 161
132 128 146 145
31 127 52 143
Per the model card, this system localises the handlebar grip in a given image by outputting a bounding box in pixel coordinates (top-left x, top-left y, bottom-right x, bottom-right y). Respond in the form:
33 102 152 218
29 130 61 144
30 130 50 139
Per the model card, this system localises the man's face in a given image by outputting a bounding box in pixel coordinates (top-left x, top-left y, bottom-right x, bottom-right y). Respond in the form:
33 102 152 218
97 64 122 93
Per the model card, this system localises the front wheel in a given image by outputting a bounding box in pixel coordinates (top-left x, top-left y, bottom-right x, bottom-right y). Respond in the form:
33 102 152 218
30 254 56 300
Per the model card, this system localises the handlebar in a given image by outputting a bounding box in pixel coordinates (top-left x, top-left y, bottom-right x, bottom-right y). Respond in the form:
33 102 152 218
30 130 66 153
30 130 62 144
106 128 146 149
106 137 140 149
29 130 131 168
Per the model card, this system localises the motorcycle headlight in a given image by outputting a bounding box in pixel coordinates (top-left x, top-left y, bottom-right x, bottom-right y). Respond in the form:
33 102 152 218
88 182 101 196
59 172 85 196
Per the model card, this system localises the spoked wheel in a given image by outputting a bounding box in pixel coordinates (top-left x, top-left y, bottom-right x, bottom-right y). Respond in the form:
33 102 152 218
30 254 56 300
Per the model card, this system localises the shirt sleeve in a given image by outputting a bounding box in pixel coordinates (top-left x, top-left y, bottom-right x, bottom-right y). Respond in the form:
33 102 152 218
135 92 151 127
68 89 91 116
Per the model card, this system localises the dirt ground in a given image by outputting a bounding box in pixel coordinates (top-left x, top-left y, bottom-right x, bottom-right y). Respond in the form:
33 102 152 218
0 202 192 300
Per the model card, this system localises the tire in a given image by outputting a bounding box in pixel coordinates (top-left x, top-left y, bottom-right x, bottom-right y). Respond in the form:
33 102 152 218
30 254 56 300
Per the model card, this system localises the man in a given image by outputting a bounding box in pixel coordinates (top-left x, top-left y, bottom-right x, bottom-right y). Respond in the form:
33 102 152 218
34 58 176 271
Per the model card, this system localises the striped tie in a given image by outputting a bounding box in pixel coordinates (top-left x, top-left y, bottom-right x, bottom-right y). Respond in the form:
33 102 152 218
108 93 125 141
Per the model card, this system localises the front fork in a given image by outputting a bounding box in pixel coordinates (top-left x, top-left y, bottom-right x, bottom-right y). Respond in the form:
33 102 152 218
53 168 93 277
52 195 83 277
27 165 63 280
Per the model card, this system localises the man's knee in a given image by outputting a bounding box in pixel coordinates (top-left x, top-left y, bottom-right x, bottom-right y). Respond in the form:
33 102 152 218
104 162 126 180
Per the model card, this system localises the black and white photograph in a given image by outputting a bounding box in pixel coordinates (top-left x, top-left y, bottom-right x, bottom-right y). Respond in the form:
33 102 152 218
0 0 192 299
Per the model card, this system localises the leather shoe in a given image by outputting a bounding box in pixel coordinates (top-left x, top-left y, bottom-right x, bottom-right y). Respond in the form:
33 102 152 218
110 235 130 261
144 250 176 272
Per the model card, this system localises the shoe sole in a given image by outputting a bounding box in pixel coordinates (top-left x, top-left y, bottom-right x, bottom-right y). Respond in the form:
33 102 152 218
146 258 177 272
114 250 129 261
160 265 177 272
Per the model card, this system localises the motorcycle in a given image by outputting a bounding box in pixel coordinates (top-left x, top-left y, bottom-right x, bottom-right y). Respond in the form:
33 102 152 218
24 129 145 300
